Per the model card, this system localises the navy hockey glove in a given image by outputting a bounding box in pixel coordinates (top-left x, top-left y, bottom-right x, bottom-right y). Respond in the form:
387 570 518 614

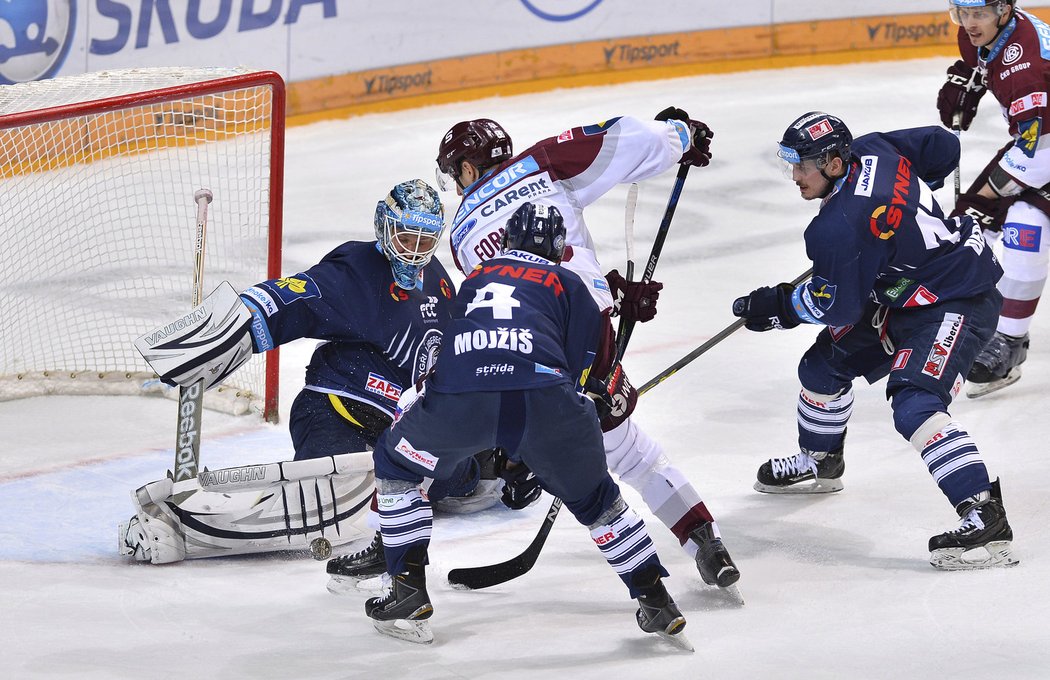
494 453 542 510
950 192 1007 234
655 106 713 167
937 60 986 131
732 283 801 332
606 269 663 323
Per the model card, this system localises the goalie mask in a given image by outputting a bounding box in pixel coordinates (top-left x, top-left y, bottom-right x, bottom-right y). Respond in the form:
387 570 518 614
374 179 446 290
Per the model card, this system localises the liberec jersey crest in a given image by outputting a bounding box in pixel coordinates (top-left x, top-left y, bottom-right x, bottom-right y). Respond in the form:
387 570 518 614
264 273 320 304
274 277 309 294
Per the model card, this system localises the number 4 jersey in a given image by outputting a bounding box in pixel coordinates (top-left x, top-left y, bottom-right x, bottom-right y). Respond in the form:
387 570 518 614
793 126 1004 328
429 250 602 394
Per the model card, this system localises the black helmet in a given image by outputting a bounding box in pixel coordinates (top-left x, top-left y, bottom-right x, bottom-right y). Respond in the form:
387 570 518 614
435 118 513 188
502 202 566 262
778 112 852 165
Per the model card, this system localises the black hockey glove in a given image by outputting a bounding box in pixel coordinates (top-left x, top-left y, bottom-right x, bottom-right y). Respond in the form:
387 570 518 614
937 60 986 131
655 106 713 167
732 282 801 332
950 192 1007 233
606 269 663 323
494 452 542 510
584 363 637 431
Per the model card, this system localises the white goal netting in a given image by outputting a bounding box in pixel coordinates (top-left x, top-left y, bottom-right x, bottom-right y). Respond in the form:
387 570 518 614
0 67 283 420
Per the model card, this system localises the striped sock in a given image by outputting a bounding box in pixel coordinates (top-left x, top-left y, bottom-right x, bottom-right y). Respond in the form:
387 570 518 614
377 487 432 575
919 422 990 507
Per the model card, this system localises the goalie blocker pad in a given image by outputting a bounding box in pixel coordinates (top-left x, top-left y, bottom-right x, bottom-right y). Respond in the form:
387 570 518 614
134 281 254 391
119 452 374 564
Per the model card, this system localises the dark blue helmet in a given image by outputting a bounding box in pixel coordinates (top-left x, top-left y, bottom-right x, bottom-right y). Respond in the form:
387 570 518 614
502 202 566 262
778 112 852 166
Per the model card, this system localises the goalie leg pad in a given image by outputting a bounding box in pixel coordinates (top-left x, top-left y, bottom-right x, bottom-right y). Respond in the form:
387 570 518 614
119 454 374 563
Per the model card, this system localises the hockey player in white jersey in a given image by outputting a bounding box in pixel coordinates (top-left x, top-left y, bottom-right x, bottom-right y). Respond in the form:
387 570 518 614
434 110 741 592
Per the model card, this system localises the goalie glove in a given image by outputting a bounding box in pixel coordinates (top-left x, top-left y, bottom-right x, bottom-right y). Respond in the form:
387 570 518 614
134 281 254 391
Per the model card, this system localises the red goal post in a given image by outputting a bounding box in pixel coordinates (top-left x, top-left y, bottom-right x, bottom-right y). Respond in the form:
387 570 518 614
0 67 284 422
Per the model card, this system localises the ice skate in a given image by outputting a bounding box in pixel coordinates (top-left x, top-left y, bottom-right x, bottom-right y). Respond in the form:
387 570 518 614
754 446 844 494
327 533 385 595
364 559 434 644
929 479 1018 571
966 332 1028 398
634 569 693 652
689 521 744 605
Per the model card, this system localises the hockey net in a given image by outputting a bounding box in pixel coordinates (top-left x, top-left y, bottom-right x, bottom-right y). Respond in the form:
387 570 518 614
0 67 284 421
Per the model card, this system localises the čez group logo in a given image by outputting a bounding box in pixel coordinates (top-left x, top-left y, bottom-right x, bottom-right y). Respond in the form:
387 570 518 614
0 0 76 85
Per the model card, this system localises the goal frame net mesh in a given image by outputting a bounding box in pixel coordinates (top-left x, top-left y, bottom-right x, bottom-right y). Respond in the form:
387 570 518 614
0 67 284 421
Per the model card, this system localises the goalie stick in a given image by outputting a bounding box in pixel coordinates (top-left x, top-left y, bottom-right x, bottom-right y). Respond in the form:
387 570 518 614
172 189 213 501
448 173 686 591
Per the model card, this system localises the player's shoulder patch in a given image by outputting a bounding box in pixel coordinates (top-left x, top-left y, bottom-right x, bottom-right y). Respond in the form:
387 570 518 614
854 155 879 197
582 117 622 135
258 273 321 304
1016 116 1041 158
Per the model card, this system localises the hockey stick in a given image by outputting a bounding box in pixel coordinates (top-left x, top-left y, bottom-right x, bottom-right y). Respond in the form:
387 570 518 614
638 266 814 397
615 165 689 361
448 174 687 590
952 112 962 204
171 189 213 499
447 497 563 590
623 182 639 283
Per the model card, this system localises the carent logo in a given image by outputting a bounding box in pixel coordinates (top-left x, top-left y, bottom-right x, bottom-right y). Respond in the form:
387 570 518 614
0 0 76 84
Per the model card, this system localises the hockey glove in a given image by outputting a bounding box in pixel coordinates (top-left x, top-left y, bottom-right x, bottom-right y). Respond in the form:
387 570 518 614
732 282 801 332
494 452 542 510
936 60 986 131
655 106 713 167
950 191 1007 234
584 363 638 432
606 269 663 323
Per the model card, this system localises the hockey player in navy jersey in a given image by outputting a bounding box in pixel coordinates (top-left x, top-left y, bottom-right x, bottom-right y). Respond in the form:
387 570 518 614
120 180 495 565
364 202 690 647
433 111 740 593
732 112 1017 570
936 0 1047 396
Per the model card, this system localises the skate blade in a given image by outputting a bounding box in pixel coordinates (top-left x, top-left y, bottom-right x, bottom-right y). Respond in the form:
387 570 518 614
929 541 1019 571
373 618 434 644
966 368 1021 399
720 583 745 606
753 478 844 494
655 622 694 652
327 573 390 595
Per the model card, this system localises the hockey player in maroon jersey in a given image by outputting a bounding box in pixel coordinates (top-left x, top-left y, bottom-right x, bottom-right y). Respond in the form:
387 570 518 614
434 110 741 594
937 0 1050 396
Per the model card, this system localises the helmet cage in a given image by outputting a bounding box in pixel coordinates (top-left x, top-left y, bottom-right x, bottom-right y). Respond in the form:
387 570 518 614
374 180 446 290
